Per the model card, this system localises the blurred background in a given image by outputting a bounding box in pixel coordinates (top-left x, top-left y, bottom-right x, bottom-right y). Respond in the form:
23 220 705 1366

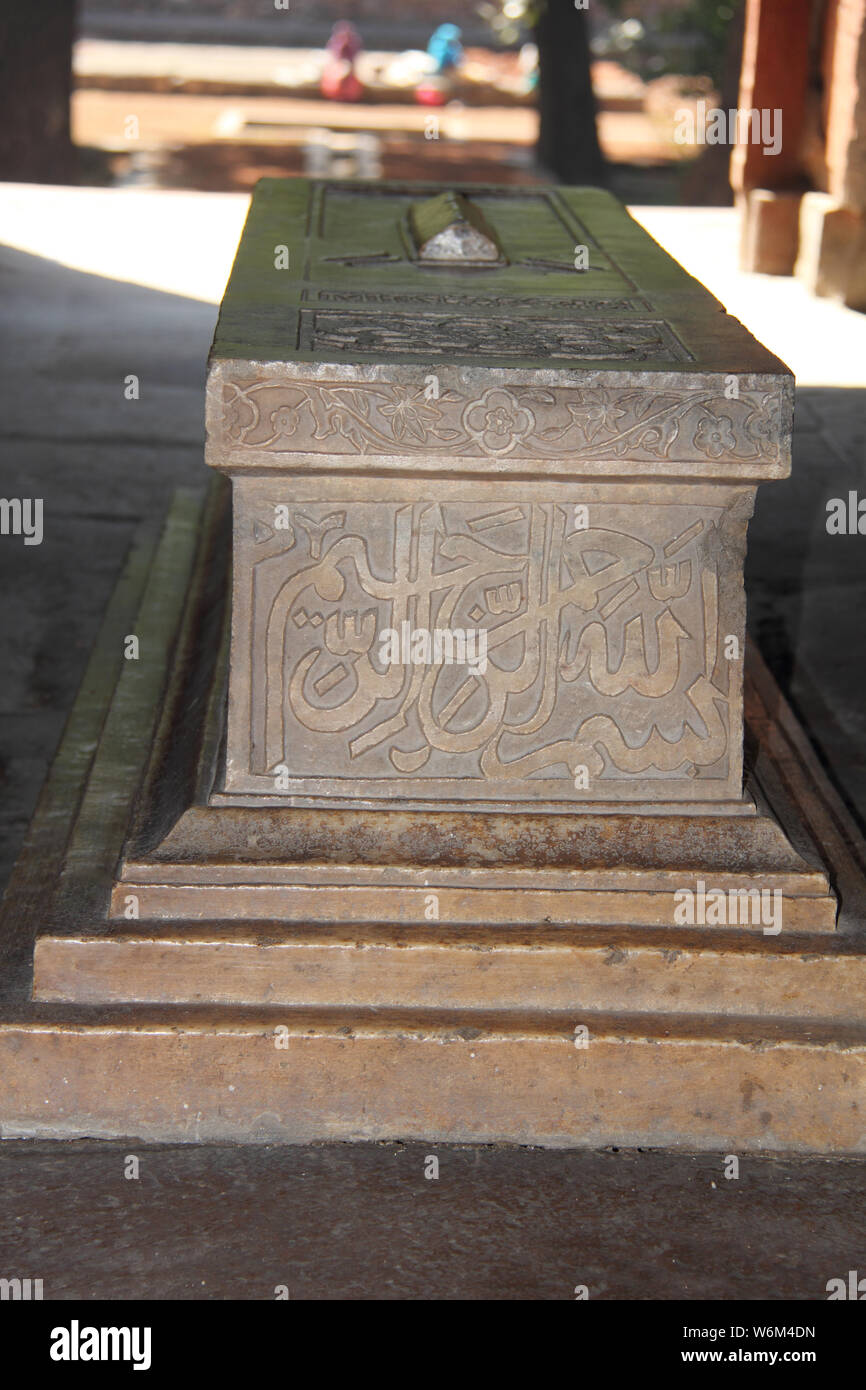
1 0 749 200
3 0 866 315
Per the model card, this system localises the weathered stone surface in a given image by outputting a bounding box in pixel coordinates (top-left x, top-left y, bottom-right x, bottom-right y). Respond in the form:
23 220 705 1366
221 477 752 807
33 922 860 1015
3 1011 866 1151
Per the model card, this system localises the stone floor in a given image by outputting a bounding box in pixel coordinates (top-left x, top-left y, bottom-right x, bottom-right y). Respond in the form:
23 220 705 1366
0 188 864 1298
1 1141 864 1300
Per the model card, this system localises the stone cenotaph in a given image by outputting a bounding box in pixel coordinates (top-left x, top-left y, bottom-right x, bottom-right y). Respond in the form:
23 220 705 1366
1 180 864 1149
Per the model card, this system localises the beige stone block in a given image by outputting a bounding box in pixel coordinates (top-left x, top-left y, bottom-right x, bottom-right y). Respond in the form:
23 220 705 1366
738 188 803 275
795 190 864 299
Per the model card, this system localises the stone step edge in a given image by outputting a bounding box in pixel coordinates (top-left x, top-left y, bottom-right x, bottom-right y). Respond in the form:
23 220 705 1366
5 1001 866 1049
33 916 863 953
103 884 838 932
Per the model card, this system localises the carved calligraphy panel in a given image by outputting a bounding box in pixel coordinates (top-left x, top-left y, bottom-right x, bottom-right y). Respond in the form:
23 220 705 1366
222 483 748 807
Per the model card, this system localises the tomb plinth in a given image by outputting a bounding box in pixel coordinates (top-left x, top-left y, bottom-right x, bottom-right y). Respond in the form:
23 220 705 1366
1 180 865 1150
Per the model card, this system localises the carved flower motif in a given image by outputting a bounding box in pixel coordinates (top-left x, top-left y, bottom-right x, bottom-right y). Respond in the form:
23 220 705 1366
378 390 442 443
694 414 737 458
565 390 628 443
463 388 535 455
225 393 256 441
746 394 778 453
269 404 301 438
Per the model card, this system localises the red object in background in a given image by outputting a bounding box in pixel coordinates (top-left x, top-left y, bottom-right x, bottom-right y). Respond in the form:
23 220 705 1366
321 61 364 102
415 79 449 106
321 20 365 102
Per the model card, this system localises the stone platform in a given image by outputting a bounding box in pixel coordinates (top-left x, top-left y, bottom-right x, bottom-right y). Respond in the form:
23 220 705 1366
1 482 865 1149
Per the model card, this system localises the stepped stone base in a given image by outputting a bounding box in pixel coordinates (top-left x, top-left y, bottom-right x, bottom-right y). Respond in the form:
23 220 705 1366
1 485 864 1150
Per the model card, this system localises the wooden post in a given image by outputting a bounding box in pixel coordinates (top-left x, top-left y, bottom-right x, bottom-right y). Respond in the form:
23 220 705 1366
796 0 866 307
0 2 77 183
535 0 605 184
731 0 813 273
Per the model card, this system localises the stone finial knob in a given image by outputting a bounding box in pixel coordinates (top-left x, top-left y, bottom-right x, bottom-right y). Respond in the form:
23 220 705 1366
408 190 503 265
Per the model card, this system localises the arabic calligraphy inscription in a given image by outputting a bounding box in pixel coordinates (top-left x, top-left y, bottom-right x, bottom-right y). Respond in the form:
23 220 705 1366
230 496 742 803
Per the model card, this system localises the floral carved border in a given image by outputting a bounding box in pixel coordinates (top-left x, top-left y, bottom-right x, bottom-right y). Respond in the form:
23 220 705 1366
221 379 786 464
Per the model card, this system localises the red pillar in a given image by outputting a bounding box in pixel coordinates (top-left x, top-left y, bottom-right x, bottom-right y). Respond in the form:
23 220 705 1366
731 0 814 274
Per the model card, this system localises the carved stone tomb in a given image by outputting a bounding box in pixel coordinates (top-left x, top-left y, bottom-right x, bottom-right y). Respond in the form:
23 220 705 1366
2 179 864 1150
207 181 786 817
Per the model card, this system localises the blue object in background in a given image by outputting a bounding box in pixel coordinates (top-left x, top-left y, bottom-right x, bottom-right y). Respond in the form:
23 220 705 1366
427 23 463 74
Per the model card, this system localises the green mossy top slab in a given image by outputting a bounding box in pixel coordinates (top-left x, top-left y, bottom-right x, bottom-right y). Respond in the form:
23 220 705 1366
209 177 792 378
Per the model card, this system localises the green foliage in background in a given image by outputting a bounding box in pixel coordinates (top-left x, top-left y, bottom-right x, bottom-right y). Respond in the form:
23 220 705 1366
603 1 740 86
478 2 742 87
477 1 544 48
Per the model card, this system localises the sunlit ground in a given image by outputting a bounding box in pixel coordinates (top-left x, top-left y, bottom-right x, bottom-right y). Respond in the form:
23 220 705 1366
0 184 249 304
630 207 866 389
1 183 865 387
